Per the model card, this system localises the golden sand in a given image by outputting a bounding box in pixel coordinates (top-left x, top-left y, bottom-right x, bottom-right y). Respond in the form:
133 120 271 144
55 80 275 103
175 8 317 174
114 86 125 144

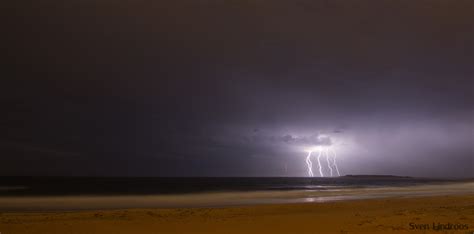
1 195 473 234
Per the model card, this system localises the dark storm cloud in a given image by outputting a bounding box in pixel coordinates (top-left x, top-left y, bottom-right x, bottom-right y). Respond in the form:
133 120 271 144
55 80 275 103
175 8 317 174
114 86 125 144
1 0 472 176
0 140 81 157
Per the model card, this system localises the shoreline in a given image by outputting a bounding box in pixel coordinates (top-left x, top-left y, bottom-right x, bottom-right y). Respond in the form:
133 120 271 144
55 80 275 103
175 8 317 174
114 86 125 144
0 181 472 212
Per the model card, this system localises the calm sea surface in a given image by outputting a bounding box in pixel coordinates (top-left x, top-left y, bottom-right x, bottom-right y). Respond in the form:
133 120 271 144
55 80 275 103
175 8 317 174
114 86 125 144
0 176 470 196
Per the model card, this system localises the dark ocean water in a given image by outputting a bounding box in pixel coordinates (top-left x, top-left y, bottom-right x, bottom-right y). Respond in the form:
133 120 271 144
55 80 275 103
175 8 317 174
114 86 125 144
0 176 467 197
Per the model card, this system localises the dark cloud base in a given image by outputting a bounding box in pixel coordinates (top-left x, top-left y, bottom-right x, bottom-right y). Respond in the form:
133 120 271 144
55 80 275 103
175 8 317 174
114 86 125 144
1 0 473 177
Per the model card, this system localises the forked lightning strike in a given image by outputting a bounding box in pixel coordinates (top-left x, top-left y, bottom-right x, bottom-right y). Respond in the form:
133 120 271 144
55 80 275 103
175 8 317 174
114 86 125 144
317 149 323 177
304 146 341 177
305 151 314 177
330 148 341 176
325 148 333 177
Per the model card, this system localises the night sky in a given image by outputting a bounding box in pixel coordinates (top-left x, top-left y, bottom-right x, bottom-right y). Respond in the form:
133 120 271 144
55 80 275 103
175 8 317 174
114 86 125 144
2 0 473 177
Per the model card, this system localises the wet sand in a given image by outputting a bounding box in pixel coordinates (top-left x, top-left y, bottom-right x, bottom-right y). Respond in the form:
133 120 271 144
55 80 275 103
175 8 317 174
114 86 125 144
1 194 473 234
1 182 472 211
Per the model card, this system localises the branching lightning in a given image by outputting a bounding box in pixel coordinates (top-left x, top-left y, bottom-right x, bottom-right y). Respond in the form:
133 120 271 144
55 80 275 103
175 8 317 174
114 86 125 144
305 151 314 177
330 148 341 176
317 149 323 177
304 146 342 177
325 148 333 177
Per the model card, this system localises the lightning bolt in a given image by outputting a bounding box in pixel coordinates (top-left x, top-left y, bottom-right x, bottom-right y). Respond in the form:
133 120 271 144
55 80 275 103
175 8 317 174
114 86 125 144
330 148 341 176
317 148 324 177
325 148 333 177
303 139 343 177
305 151 314 177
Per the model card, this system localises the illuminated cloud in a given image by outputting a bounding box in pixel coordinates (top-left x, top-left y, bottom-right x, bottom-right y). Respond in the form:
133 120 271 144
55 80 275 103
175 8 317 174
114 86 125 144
276 134 332 147
246 132 333 147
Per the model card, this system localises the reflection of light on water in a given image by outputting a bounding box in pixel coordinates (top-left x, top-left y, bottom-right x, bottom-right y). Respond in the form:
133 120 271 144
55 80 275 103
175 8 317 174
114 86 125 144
304 197 325 202
302 196 357 203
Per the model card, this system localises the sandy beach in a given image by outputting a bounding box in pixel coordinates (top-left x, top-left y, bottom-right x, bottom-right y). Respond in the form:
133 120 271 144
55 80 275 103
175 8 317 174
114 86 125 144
1 194 473 234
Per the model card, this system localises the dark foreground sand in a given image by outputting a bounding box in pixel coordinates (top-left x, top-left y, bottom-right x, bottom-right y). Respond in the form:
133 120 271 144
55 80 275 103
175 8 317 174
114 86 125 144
1 194 473 234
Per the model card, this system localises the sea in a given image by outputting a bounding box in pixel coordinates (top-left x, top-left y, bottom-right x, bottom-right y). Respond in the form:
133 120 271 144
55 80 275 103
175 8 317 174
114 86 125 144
0 176 472 210
0 176 466 196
